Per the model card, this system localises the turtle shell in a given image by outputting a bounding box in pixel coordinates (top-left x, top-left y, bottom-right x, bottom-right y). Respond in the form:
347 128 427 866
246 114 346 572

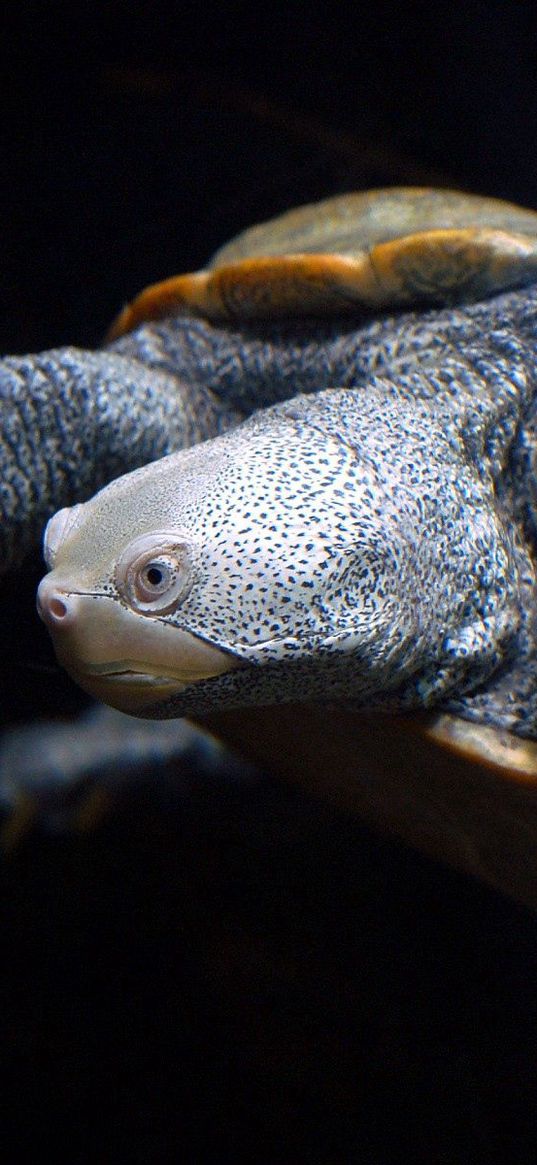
109 186 537 338
200 705 537 909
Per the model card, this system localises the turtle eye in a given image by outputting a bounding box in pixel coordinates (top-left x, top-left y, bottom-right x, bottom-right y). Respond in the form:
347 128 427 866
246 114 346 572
137 555 181 601
115 532 194 615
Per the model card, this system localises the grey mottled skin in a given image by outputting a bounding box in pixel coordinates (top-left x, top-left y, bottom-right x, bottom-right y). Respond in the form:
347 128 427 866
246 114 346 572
24 285 537 737
2 286 536 568
0 343 240 571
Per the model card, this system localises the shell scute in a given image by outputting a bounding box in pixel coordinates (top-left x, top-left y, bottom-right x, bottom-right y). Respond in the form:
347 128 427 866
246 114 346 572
109 187 537 338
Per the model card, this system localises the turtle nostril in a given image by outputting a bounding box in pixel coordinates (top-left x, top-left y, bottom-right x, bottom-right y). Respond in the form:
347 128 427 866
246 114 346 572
49 596 69 619
37 578 76 628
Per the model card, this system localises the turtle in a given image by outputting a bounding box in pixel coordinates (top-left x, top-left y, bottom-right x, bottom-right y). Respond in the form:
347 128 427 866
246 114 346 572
6 186 537 902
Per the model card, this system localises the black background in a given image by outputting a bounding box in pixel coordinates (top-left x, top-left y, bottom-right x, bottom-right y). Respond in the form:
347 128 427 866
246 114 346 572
2 4 537 1161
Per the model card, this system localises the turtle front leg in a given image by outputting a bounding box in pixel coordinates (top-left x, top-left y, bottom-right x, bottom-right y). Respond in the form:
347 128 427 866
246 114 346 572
0 345 239 573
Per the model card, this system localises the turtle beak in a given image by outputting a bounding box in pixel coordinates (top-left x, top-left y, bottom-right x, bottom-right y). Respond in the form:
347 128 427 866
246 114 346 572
37 574 240 714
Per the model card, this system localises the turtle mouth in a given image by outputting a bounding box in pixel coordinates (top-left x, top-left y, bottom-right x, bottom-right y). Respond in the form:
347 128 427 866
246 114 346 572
66 661 211 713
81 660 201 684
60 643 238 712
85 668 188 689
98 670 179 681
36 584 242 712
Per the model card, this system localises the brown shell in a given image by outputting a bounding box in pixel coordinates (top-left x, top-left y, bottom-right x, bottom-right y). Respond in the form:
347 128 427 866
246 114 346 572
200 706 537 910
108 186 537 338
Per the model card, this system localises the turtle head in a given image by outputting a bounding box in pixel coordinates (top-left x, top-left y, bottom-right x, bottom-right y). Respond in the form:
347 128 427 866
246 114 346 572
37 389 519 718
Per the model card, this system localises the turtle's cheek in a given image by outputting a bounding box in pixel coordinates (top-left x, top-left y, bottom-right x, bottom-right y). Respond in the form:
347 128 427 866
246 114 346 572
36 576 239 714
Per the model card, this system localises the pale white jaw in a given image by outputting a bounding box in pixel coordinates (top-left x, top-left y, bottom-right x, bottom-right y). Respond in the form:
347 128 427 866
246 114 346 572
37 579 239 714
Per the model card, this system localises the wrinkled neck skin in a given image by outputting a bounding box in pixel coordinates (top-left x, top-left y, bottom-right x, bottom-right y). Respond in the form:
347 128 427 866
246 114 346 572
111 282 537 425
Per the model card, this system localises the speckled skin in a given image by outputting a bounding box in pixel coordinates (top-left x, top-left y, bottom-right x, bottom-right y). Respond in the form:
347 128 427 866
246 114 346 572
2 287 535 561
28 285 537 738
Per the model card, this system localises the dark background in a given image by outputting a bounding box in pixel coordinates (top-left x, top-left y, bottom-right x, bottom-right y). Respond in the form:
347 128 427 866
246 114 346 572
2 4 537 1161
